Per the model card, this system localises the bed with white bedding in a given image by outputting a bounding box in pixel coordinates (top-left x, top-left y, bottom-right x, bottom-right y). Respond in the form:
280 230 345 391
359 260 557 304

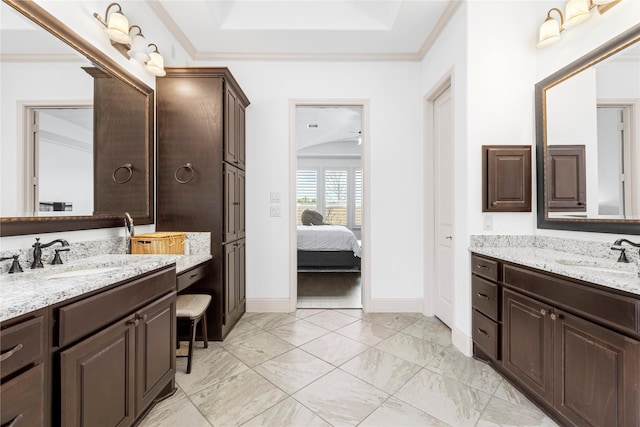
297 225 361 270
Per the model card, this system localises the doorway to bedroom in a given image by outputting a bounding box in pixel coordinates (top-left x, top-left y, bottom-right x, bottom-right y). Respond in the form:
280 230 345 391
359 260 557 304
293 104 364 309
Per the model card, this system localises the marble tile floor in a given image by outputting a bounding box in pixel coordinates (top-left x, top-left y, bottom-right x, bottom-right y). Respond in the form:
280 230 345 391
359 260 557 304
297 272 362 309
140 310 559 427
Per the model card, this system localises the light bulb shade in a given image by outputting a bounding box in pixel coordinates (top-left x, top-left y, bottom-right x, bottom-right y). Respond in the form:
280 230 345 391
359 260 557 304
591 0 614 4
128 34 151 62
537 18 562 47
106 11 131 43
564 0 592 28
146 51 166 77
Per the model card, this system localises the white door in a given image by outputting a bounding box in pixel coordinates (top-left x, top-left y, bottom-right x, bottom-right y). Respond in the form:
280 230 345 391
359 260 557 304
433 87 454 328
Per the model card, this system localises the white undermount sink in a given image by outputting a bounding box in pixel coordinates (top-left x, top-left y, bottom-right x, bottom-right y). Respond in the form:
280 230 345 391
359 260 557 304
554 258 637 276
46 267 121 279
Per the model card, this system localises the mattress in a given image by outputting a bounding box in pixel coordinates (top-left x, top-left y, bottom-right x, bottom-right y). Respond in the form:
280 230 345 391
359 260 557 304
297 225 361 257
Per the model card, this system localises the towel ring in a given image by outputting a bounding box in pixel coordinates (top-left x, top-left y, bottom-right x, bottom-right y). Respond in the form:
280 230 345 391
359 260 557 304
175 163 195 184
112 163 133 184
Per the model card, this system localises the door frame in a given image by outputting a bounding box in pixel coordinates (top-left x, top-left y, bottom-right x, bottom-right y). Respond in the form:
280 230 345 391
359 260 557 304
289 99 371 312
424 73 454 319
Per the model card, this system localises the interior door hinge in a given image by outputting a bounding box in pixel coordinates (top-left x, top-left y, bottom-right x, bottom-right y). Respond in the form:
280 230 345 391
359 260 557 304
32 176 38 186
618 122 625 131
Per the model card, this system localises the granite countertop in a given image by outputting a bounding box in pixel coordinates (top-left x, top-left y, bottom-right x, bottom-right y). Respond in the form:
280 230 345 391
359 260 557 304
0 254 212 323
470 246 640 297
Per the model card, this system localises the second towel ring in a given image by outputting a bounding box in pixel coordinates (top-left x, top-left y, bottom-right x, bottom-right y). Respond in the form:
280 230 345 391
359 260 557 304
112 163 133 184
175 163 195 184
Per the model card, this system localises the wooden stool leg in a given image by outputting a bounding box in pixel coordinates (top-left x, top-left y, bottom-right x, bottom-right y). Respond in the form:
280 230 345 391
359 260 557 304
201 312 209 349
187 318 196 374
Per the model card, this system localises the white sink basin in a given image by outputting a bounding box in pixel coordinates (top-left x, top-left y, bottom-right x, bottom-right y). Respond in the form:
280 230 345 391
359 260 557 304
46 267 121 279
555 258 637 275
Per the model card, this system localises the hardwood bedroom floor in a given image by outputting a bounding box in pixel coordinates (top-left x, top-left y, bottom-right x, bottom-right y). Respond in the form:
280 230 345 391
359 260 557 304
297 272 362 308
140 310 559 427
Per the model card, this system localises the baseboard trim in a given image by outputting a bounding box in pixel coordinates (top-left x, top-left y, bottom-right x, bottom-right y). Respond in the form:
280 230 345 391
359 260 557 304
452 327 472 357
367 298 424 313
246 299 291 313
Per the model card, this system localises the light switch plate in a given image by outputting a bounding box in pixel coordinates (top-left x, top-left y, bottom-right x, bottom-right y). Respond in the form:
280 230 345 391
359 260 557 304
483 214 493 230
270 192 281 203
270 205 281 217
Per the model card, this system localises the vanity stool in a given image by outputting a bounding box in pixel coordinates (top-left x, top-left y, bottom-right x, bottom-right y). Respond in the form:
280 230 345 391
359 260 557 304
176 294 211 374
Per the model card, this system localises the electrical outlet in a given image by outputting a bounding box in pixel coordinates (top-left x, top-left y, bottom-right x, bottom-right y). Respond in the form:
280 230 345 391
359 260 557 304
270 205 281 217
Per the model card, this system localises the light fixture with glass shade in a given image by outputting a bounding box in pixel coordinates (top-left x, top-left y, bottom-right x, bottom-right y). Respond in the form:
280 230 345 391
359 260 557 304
145 44 167 77
128 26 151 62
93 3 165 77
537 0 621 48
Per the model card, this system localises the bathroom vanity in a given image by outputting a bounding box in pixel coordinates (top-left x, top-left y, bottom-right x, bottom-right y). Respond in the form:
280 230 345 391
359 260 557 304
470 246 640 427
0 254 210 427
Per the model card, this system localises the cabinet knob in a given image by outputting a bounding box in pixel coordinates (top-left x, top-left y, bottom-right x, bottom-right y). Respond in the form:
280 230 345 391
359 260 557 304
127 318 139 327
550 313 562 321
540 309 548 316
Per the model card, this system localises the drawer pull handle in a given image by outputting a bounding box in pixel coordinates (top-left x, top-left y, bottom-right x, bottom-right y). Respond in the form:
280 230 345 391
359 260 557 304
3 413 23 427
550 313 562 321
189 273 199 280
476 292 489 300
476 264 489 270
0 343 23 362
540 309 548 316
477 328 489 337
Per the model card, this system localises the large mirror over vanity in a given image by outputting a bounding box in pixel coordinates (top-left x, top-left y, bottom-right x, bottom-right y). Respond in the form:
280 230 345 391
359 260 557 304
0 0 154 236
536 23 640 234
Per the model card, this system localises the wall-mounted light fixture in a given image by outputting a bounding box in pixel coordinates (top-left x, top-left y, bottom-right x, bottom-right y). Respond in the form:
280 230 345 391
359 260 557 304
93 3 166 77
537 0 621 47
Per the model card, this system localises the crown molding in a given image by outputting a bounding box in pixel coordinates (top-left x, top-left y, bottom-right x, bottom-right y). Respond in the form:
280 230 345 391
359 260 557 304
0 53 84 63
417 0 462 60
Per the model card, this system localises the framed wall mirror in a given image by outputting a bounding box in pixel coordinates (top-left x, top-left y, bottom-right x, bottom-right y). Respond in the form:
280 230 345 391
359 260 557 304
536 23 640 234
0 0 154 236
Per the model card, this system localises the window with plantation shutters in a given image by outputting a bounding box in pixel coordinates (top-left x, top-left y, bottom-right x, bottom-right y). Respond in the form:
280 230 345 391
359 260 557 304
296 170 317 224
355 169 362 226
325 170 348 225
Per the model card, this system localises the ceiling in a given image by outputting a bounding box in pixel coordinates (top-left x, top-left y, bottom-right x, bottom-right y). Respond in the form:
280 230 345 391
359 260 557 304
296 106 362 155
147 0 459 61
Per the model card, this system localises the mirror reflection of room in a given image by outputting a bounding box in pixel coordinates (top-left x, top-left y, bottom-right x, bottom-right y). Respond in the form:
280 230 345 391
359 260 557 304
296 106 363 309
545 40 640 220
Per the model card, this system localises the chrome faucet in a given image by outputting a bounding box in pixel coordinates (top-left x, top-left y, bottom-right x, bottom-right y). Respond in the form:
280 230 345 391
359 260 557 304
124 212 135 254
611 238 640 263
31 238 70 269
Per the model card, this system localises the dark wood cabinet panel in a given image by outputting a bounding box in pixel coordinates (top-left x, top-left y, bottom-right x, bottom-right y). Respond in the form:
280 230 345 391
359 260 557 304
554 310 640 427
546 145 586 212
472 310 499 360
482 145 532 212
503 288 554 404
0 364 45 427
0 315 44 379
60 315 136 427
472 275 498 321
135 293 176 416
224 242 238 325
238 239 246 307
157 67 249 341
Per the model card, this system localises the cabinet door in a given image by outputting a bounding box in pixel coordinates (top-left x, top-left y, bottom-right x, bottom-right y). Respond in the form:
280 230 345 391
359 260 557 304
135 293 176 416
553 310 640 427
546 145 586 212
224 243 238 325
237 104 246 170
503 289 554 404
224 87 238 165
482 145 532 212
224 164 238 243
60 316 135 427
237 239 246 307
238 169 245 239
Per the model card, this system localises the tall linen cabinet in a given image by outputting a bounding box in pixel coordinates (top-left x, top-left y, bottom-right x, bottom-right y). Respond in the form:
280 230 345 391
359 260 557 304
156 68 249 340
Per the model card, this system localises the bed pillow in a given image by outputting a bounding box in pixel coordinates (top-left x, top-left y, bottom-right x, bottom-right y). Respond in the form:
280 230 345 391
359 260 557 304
301 209 325 225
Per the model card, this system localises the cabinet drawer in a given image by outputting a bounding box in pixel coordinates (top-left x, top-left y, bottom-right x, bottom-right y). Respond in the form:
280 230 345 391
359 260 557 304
471 255 498 281
177 263 207 292
58 267 175 347
0 315 44 379
0 363 45 427
472 275 499 321
472 310 499 360
503 264 640 337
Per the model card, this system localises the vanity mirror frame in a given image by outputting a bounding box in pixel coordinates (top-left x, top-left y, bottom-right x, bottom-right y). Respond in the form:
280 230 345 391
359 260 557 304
536 23 640 235
0 0 154 237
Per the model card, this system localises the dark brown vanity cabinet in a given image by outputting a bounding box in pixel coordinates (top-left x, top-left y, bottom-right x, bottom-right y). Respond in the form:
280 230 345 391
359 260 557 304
0 310 48 427
471 255 501 361
157 67 249 341
472 253 640 427
482 145 532 212
58 267 176 427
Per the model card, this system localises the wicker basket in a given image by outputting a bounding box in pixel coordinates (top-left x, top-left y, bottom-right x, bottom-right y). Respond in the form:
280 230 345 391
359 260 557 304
131 232 186 255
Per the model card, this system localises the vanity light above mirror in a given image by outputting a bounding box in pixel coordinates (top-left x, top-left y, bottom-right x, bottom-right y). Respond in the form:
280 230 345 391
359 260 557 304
537 0 621 47
93 2 166 77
